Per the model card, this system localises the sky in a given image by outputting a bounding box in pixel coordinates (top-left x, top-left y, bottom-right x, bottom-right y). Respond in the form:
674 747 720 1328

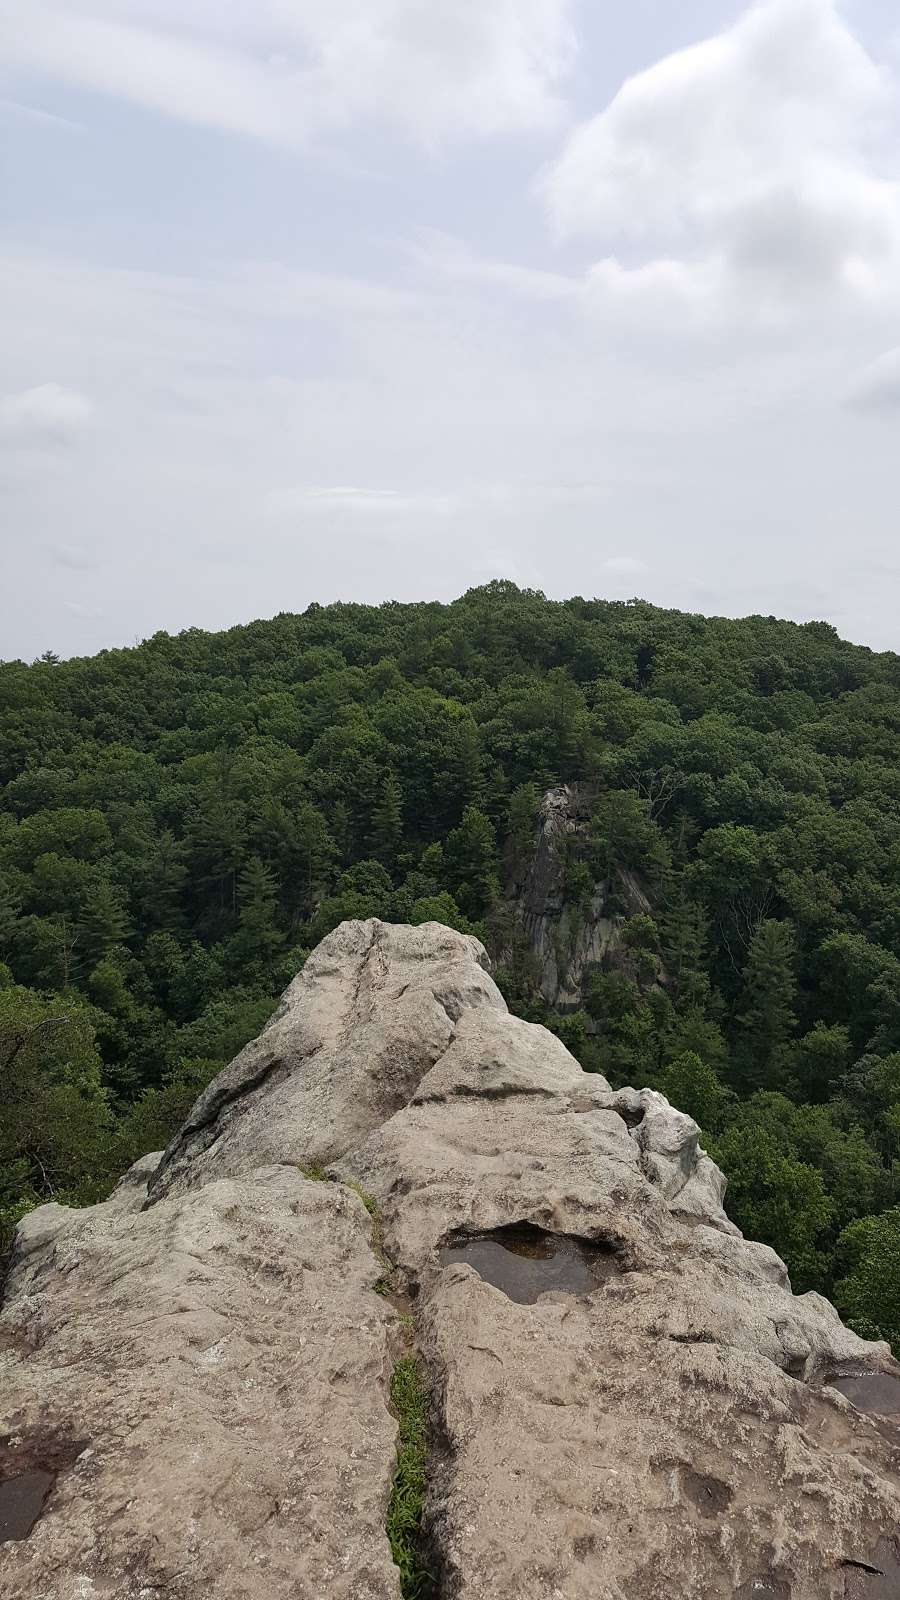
2 0 900 660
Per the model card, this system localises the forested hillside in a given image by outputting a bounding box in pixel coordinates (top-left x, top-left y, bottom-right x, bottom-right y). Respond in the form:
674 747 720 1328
2 583 900 1348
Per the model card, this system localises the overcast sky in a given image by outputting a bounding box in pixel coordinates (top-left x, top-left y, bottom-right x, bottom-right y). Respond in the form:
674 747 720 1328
2 0 900 660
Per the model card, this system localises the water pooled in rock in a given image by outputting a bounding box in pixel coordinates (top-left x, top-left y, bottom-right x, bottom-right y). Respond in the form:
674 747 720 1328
0 1470 56 1543
680 1468 732 1518
828 1373 900 1417
842 1540 900 1599
439 1224 619 1304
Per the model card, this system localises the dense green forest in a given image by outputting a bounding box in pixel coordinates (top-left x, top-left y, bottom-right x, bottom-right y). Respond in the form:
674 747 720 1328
2 583 900 1350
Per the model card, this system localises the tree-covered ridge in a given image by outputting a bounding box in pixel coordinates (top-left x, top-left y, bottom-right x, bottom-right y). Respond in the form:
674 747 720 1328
2 583 900 1347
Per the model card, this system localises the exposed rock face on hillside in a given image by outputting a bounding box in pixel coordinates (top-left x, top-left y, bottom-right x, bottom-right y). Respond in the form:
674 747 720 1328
3 920 900 1599
507 784 652 1011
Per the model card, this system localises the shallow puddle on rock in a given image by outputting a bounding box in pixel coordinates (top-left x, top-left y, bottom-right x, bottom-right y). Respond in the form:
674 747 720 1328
842 1541 900 1599
438 1225 619 1304
680 1467 732 1518
828 1373 900 1417
0 1469 56 1543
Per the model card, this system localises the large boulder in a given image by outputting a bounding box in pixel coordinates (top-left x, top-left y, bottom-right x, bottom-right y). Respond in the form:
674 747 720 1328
2 919 900 1599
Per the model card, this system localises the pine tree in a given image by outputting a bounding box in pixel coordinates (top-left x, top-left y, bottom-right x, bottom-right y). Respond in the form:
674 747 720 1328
80 881 132 967
151 831 188 932
330 802 353 866
445 806 498 918
0 877 21 955
233 857 284 969
506 783 540 878
369 771 403 868
660 889 710 1006
736 919 797 1091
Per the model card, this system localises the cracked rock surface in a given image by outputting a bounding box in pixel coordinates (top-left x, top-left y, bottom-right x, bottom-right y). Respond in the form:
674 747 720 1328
0 1162 396 1600
3 919 900 1599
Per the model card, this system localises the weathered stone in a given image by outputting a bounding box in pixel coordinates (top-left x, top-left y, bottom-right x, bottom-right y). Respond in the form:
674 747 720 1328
0 1166 398 1600
150 918 503 1203
3 918 900 1600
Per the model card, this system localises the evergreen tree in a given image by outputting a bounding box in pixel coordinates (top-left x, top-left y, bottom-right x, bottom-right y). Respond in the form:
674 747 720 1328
444 806 498 918
146 831 188 933
735 919 797 1091
370 771 404 867
0 876 21 954
506 783 540 878
80 880 132 967
660 889 710 1006
232 857 284 970
658 1051 729 1133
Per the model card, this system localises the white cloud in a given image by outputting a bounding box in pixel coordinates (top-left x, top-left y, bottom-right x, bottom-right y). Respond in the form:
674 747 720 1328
602 555 648 575
413 229 576 302
0 0 575 147
265 486 456 516
0 383 94 444
47 542 99 570
541 0 900 314
847 347 900 410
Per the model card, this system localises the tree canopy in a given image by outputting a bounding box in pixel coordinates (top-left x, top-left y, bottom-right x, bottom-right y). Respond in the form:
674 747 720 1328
3 583 900 1348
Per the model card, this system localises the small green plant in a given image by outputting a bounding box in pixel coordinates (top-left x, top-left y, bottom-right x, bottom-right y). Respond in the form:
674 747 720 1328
344 1178 394 1273
387 1356 430 1599
296 1161 327 1181
344 1177 378 1216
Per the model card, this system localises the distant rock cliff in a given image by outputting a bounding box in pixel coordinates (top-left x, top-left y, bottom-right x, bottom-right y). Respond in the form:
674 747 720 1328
506 783 654 1011
2 920 900 1599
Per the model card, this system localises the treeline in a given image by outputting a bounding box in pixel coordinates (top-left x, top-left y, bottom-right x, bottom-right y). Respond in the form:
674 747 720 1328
1 584 900 1349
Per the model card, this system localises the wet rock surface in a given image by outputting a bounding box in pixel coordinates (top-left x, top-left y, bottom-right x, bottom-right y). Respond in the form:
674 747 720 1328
0 1432 87 1546
828 1371 900 1417
841 1542 900 1599
3 919 900 1599
438 1224 620 1304
0 1472 55 1544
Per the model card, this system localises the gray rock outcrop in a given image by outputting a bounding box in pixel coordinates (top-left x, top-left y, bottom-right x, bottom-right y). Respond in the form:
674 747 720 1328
3 919 900 1599
507 784 654 1011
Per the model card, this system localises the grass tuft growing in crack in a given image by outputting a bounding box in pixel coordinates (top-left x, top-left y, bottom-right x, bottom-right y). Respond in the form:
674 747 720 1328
387 1356 430 1599
343 1177 378 1216
343 1179 394 1276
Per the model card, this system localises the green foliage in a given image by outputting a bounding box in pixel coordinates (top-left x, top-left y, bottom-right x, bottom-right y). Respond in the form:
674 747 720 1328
80 878 132 966
232 856 285 974
709 1117 834 1291
590 790 671 882
1 583 900 1314
117 1056 221 1166
370 770 404 867
444 805 498 918
734 919 797 1091
834 1209 900 1351
658 1051 730 1133
506 782 540 876
387 1357 430 1599
0 985 117 1250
